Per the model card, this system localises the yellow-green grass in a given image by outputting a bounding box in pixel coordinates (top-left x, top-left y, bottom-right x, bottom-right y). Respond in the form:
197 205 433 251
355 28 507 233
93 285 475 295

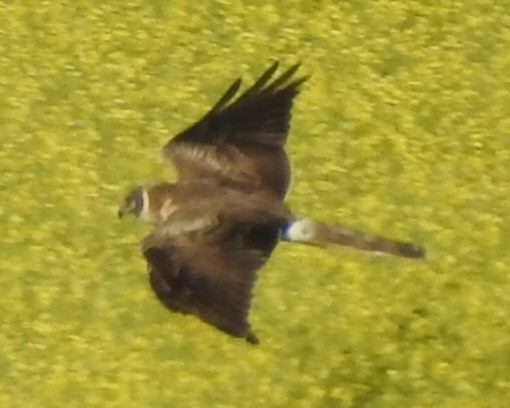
1 1 509 407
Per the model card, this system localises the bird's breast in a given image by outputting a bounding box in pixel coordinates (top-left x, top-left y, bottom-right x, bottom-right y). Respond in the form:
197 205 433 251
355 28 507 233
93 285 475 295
157 216 217 238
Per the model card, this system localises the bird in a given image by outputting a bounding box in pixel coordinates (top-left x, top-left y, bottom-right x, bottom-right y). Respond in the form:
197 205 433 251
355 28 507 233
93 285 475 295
118 61 426 344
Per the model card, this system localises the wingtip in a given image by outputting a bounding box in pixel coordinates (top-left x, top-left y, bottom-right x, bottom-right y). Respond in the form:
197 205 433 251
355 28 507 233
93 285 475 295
209 76 243 113
266 61 308 91
288 61 302 73
268 60 280 72
399 242 427 259
292 61 310 84
232 77 243 88
245 331 260 345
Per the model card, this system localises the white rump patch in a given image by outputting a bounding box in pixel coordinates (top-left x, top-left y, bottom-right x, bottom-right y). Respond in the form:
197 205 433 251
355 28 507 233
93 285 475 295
282 218 316 242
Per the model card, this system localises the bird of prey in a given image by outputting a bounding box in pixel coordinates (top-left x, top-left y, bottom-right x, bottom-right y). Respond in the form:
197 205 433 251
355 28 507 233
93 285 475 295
118 61 425 344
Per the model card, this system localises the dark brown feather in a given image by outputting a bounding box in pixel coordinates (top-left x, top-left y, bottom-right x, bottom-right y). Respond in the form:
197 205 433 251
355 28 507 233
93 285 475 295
237 61 279 100
208 78 242 115
162 62 307 198
142 222 281 344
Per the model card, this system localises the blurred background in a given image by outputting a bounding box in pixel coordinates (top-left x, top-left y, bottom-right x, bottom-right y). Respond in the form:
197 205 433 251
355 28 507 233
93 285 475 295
1 1 509 407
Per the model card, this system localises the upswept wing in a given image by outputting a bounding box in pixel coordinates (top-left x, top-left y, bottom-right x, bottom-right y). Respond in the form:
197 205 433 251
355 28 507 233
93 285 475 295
162 62 308 198
142 222 281 344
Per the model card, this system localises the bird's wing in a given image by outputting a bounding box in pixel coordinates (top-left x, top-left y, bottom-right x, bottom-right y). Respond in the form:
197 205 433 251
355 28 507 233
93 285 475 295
141 220 281 344
162 61 308 198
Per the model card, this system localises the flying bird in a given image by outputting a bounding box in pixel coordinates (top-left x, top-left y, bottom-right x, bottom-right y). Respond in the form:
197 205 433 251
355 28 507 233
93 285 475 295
118 62 425 344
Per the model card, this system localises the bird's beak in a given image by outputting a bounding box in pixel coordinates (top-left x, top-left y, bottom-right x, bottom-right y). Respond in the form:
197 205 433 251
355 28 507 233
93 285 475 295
118 205 128 218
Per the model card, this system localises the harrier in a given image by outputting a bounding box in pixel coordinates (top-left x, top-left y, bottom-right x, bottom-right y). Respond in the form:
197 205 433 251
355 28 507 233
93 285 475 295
118 62 425 344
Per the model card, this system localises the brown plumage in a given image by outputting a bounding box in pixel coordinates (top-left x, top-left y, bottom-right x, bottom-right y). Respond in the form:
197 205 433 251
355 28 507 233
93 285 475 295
162 62 307 199
118 62 425 344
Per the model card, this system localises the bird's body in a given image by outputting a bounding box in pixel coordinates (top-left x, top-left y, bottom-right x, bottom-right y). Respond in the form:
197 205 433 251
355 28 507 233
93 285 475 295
118 62 425 344
140 180 291 235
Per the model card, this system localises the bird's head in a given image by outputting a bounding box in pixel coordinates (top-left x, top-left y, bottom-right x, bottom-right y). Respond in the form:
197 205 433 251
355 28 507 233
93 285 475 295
118 186 146 219
118 183 176 223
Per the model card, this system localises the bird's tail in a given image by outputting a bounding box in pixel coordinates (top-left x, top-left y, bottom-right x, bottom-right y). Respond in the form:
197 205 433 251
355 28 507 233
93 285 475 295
280 218 425 259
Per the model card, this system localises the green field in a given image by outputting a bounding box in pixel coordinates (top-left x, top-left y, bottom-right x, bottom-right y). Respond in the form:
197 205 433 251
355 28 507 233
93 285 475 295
1 1 509 407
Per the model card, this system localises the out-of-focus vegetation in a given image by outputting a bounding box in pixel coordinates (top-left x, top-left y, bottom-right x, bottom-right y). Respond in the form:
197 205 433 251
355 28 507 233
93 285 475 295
1 1 509 407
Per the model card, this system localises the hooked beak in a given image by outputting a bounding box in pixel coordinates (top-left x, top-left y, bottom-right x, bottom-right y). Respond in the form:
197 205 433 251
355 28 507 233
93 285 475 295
118 204 129 218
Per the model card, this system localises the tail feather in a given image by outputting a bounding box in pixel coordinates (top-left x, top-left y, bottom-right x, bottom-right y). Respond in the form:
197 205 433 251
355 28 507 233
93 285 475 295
281 218 425 259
